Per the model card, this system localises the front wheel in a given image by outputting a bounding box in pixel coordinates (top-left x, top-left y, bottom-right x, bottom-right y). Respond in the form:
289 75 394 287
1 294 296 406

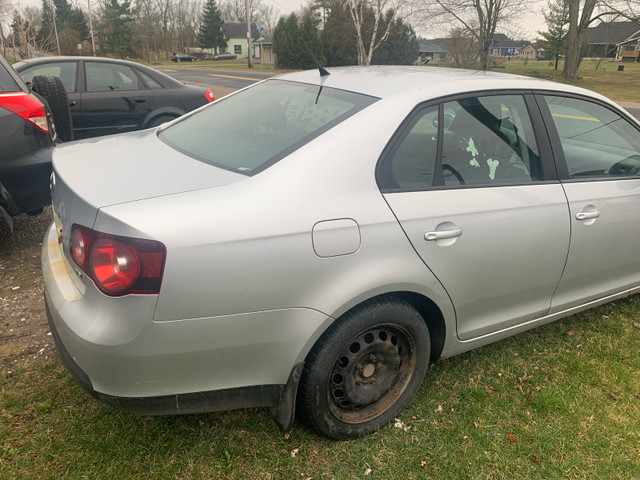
297 297 430 439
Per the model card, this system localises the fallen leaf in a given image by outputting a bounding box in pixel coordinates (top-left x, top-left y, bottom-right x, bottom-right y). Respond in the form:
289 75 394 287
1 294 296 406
633 322 640 329
609 392 620 401
290 448 299 458
364 468 372 475
620 358 629 364
508 433 515 443
394 419 411 432
420 460 427 469
532 455 539 463
435 405 443 413
485 386 494 394
567 330 575 336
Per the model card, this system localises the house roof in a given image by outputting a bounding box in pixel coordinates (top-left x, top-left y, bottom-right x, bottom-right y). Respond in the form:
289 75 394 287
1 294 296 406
587 21 640 45
418 38 447 53
490 34 527 49
223 22 259 39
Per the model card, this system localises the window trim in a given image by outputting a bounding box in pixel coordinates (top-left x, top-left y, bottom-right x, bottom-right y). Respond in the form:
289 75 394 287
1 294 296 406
533 90 640 183
376 89 559 194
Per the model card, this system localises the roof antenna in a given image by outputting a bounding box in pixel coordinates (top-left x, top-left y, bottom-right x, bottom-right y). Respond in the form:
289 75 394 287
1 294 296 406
301 38 330 77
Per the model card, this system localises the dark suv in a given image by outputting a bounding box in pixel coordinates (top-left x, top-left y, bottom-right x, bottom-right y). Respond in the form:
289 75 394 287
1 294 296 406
0 55 62 236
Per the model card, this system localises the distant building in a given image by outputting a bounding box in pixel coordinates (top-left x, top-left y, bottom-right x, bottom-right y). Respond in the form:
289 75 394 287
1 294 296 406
519 43 544 60
222 22 260 59
586 21 640 58
489 34 527 57
418 38 448 62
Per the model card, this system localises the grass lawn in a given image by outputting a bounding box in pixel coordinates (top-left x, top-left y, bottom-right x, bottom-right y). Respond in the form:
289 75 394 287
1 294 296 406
2 299 639 479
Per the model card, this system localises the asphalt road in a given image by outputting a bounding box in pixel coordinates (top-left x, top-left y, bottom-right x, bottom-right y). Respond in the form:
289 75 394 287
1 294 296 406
157 66 640 122
156 65 273 91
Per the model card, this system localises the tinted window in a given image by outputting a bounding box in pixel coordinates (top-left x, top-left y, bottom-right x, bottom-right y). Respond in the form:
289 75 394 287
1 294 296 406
544 96 640 178
442 95 541 185
159 80 377 175
378 106 439 190
139 71 163 89
18 62 77 92
86 63 140 92
0 60 23 92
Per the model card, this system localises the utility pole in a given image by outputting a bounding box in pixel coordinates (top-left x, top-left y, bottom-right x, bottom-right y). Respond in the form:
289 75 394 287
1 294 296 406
87 0 96 55
244 0 253 68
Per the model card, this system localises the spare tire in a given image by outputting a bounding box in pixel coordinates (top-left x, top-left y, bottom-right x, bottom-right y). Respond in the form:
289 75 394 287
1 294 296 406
31 75 73 142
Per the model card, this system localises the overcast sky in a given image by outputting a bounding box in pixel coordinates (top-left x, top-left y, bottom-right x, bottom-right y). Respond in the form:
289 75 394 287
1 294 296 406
11 0 548 41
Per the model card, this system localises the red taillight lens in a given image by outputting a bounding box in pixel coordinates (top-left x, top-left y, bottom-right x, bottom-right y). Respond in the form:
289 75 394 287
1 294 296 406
0 92 49 132
204 89 215 103
70 224 166 296
91 239 141 294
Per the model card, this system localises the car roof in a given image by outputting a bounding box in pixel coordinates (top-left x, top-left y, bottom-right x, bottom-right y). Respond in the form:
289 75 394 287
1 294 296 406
275 66 612 106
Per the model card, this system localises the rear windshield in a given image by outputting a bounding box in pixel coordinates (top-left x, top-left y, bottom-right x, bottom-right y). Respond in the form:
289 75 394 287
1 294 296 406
158 79 377 175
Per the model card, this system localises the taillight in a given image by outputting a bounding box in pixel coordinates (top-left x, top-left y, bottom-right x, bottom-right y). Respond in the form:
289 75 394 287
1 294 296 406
204 89 215 103
70 224 166 296
0 92 49 132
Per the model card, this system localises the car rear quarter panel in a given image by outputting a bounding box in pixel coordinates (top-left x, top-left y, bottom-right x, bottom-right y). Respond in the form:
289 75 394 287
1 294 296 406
95 98 456 362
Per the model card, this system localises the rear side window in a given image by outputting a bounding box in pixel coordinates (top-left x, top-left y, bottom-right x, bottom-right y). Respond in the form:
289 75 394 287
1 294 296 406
378 94 543 190
0 60 22 92
17 62 77 93
86 62 140 92
544 96 640 179
159 80 378 175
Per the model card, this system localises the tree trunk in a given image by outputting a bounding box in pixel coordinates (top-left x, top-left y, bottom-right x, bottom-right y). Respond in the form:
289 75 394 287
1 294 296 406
562 0 597 79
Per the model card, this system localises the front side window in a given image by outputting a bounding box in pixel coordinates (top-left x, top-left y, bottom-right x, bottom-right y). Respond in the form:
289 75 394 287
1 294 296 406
86 63 140 92
159 80 377 175
441 95 541 186
544 96 640 179
18 62 77 93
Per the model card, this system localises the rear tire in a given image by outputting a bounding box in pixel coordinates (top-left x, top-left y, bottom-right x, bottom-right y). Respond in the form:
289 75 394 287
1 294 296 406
297 297 430 439
31 75 73 142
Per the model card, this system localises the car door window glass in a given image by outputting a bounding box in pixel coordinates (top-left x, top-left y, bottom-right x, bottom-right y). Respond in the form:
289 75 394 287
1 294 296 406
377 106 438 190
86 63 140 92
441 95 541 186
138 71 163 89
544 96 640 178
19 62 77 93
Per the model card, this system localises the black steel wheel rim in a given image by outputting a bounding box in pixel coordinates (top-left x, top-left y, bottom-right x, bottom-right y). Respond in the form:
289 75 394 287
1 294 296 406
327 324 416 424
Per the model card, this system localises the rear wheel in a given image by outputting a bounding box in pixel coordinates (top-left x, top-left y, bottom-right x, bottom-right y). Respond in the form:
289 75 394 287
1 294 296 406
147 115 177 128
31 75 73 142
298 297 430 439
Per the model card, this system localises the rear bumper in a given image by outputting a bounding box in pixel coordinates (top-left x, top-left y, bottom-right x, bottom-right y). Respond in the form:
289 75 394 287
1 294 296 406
41 222 325 420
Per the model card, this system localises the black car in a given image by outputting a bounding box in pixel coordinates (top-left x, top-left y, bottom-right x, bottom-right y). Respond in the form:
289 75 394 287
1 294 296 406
170 53 197 62
0 56 65 236
13 57 215 139
213 52 237 60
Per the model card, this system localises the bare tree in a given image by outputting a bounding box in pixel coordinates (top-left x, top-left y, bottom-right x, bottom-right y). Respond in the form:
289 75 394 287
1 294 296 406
415 0 528 70
347 0 406 65
444 26 479 67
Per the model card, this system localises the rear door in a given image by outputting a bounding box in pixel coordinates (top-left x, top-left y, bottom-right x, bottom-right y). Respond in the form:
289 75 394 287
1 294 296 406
379 94 570 340
80 61 156 138
538 95 640 312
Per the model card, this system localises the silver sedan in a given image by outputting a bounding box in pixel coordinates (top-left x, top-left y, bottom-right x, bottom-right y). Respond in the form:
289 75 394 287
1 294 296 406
42 66 640 439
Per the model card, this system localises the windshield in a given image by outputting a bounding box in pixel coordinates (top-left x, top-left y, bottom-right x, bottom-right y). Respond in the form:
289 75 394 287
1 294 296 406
158 79 378 175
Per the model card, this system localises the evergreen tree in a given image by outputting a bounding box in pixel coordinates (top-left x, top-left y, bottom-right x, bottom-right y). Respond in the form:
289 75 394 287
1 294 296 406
321 0 357 66
37 0 56 51
101 0 134 58
538 0 570 70
198 0 226 53
372 13 418 65
273 12 324 69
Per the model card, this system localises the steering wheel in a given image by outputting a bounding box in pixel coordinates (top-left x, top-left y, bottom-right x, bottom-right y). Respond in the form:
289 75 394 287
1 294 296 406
442 163 465 185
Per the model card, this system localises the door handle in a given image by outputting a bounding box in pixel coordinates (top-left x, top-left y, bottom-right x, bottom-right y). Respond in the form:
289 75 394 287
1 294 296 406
69 100 76 107
576 211 600 221
424 228 463 241
133 97 146 103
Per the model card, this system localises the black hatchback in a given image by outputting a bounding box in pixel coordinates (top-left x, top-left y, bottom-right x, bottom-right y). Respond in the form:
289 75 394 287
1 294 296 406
13 56 215 139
